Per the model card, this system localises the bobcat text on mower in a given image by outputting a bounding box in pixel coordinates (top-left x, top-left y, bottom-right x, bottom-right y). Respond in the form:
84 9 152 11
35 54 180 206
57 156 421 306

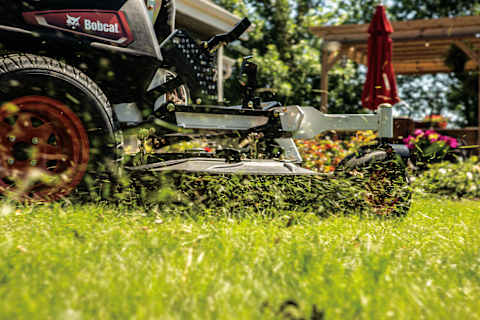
0 0 411 215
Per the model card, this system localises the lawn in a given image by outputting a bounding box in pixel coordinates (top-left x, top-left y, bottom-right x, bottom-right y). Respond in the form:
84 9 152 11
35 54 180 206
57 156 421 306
1 197 479 320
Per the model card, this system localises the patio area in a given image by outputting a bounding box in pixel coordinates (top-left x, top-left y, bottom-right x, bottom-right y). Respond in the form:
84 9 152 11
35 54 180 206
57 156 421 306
311 15 480 147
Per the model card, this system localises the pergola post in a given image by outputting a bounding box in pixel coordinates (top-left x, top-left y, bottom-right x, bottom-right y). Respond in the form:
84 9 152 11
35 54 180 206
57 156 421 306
320 44 330 113
320 43 344 113
454 40 480 150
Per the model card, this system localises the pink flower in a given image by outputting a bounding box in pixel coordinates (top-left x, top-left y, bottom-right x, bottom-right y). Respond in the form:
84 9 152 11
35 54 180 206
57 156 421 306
448 137 458 148
414 129 424 137
425 130 436 136
403 135 414 144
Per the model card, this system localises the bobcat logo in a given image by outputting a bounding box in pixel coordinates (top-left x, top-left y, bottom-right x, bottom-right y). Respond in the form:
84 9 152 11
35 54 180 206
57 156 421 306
66 14 81 29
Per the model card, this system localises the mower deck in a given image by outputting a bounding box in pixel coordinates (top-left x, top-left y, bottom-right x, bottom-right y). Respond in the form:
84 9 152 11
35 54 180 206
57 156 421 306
126 158 319 176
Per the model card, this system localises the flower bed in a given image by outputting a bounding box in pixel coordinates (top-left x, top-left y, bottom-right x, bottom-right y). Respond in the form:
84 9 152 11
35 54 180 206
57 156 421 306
403 129 458 166
296 130 378 173
421 114 448 129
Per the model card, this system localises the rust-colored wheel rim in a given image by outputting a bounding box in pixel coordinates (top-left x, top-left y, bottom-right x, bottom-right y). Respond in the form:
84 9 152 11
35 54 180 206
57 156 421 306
0 96 90 201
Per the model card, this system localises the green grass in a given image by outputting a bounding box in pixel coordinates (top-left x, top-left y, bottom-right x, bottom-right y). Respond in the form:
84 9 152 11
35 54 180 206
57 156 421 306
1 198 480 319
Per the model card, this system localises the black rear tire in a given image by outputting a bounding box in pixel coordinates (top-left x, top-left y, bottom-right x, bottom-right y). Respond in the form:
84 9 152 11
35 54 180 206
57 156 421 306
0 54 123 202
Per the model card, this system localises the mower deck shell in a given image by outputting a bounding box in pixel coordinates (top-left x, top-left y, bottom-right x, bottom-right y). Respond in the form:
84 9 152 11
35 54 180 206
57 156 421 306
126 158 319 176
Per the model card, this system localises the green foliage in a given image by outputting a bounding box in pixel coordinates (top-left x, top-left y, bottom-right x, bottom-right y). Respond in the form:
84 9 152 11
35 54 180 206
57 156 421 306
389 0 480 20
211 0 362 111
444 50 480 127
336 0 479 26
325 65 365 114
335 0 379 24
1 198 480 319
413 157 480 199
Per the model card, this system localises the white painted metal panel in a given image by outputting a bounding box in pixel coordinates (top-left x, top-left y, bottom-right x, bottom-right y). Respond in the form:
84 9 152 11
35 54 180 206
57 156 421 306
278 104 394 139
176 112 269 130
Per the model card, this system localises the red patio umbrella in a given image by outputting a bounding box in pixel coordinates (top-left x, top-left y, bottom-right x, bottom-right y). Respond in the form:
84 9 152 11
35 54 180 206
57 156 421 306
362 5 400 110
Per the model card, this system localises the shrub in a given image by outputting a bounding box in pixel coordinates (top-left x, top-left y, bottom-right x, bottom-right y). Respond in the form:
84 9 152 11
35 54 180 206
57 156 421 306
412 157 480 199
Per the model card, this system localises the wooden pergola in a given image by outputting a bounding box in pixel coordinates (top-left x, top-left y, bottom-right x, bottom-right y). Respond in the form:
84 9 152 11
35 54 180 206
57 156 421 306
311 15 480 145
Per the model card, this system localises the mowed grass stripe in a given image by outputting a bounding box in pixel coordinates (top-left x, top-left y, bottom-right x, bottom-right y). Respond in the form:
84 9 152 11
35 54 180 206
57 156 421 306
0 198 479 319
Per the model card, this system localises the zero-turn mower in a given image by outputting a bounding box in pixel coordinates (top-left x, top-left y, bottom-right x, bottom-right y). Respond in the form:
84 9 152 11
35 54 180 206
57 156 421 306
0 0 411 215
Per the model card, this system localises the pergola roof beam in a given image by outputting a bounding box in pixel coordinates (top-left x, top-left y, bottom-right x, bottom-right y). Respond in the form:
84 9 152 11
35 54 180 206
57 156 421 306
312 16 480 36
321 29 480 45
312 16 480 74
454 40 480 63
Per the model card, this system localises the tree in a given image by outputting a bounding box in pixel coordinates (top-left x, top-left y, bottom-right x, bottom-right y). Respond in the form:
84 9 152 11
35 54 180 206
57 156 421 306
211 0 362 113
336 0 479 23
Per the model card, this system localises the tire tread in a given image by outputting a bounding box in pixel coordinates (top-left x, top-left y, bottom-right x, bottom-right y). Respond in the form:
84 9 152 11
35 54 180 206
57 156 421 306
0 53 112 118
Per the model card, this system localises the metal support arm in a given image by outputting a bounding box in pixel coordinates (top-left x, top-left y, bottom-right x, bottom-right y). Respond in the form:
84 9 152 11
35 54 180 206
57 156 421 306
279 104 394 139
157 103 393 141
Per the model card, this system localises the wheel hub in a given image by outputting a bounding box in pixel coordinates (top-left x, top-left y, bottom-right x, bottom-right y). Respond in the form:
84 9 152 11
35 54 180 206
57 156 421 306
0 96 90 201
